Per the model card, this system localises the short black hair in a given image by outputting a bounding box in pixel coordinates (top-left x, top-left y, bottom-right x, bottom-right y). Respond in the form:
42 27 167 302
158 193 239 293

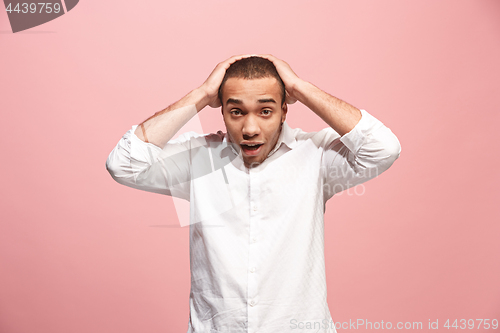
218 56 286 106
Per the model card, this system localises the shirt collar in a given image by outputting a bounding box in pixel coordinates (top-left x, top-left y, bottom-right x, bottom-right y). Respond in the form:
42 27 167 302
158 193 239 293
267 120 296 156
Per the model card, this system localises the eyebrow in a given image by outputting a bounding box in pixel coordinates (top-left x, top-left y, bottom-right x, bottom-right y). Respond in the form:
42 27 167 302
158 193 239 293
257 98 276 104
225 98 277 105
226 98 242 105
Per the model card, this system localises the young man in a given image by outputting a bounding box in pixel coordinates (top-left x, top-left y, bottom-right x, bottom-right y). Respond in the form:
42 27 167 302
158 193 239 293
106 55 401 333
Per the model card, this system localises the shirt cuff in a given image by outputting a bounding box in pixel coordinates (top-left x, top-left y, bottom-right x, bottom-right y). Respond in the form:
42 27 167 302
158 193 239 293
339 109 385 154
129 124 163 163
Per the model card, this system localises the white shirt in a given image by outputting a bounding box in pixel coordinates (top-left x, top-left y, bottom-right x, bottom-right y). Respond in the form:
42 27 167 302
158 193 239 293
106 109 401 333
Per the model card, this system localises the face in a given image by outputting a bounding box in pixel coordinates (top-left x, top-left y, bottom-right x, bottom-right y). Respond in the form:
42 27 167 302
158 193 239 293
221 77 287 168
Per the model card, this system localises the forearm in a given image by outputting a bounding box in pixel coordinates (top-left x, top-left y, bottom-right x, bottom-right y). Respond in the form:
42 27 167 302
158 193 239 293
322 109 401 198
292 80 362 136
134 87 210 148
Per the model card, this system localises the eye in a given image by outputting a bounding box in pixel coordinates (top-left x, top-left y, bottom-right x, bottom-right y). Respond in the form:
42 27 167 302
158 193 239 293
230 109 242 116
261 109 272 116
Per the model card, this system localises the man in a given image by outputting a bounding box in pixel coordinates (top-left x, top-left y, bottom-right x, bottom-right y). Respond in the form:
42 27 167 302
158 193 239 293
106 55 401 333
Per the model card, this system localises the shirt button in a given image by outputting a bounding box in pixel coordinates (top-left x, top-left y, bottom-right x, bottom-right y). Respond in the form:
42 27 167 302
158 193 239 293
251 238 257 243
249 300 255 307
252 206 257 211
250 267 256 273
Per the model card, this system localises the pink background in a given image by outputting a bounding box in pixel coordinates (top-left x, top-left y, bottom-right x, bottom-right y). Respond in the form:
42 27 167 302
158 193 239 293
1 0 499 332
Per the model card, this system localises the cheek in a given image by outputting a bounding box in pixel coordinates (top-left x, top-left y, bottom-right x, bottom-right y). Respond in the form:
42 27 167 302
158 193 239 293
224 120 240 138
267 123 282 138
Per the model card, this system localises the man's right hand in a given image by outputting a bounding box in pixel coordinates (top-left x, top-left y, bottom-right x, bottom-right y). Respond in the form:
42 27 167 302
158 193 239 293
134 55 253 147
199 54 255 108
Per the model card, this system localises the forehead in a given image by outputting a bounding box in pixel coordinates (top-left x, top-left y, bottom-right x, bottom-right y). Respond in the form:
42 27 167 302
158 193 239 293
222 77 281 104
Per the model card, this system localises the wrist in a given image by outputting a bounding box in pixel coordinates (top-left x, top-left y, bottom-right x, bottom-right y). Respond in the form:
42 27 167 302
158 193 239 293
289 79 309 103
192 87 211 112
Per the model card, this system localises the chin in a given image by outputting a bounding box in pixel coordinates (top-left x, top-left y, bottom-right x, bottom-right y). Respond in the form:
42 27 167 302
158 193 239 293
244 157 265 168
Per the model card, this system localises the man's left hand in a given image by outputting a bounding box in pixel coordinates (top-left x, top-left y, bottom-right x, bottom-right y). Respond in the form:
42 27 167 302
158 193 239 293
259 54 301 104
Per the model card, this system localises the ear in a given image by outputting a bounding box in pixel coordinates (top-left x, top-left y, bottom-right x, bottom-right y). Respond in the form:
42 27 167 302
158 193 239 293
281 103 288 123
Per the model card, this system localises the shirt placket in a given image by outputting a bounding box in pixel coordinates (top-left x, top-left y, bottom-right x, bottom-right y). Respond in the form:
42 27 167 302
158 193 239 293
247 166 260 333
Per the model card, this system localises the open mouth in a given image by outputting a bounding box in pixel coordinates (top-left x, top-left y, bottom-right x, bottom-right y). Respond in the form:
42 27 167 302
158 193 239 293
241 143 264 155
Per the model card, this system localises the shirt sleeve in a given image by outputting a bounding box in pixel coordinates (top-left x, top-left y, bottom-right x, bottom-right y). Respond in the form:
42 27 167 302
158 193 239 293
105 125 195 200
321 109 401 201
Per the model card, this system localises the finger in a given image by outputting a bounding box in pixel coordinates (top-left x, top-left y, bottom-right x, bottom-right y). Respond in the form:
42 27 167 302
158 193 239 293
217 54 255 71
227 54 257 64
257 54 276 61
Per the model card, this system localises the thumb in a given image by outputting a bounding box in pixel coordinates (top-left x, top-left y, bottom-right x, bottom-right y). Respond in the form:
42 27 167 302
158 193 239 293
285 91 297 104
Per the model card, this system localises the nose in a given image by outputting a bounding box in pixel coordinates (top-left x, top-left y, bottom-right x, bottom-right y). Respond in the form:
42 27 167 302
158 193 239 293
242 114 260 139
